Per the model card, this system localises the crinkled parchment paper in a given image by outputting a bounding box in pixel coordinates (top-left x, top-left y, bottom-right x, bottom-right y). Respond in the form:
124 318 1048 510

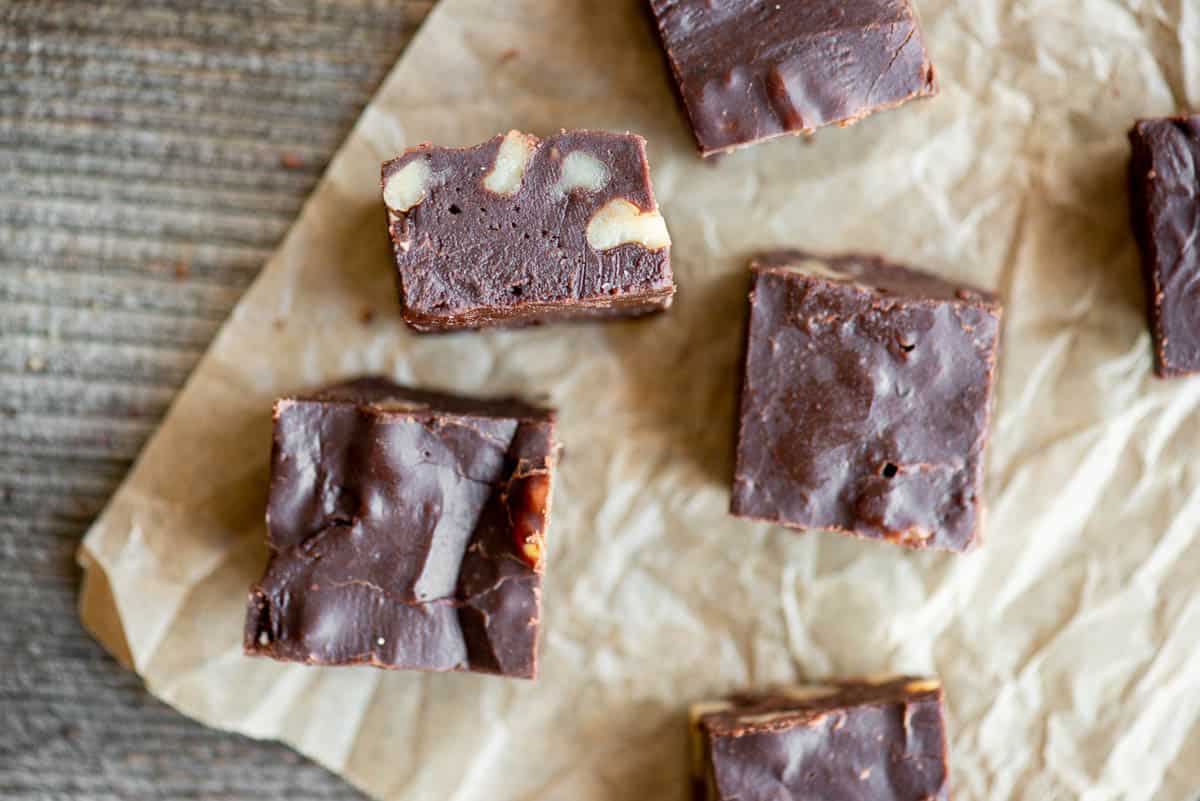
78 1 1200 798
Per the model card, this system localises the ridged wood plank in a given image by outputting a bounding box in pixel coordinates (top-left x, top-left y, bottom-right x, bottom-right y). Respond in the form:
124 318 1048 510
0 2 434 797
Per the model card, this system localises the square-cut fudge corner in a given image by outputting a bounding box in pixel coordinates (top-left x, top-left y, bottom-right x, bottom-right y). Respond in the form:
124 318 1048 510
691 677 950 801
381 129 675 331
1129 115 1200 377
732 252 1001 551
647 0 937 157
244 377 558 679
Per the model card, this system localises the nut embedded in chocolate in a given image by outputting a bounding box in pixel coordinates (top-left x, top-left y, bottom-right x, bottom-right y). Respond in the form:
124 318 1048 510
647 0 938 157
381 129 676 331
508 471 550 570
243 377 559 679
691 676 951 801
731 251 1002 551
1128 115 1200 377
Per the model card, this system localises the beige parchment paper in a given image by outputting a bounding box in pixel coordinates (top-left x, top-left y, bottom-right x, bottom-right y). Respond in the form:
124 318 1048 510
78 1 1200 798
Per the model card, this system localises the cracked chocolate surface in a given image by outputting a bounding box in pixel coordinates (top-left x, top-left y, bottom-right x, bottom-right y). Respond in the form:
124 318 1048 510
692 677 950 801
731 252 1001 551
647 0 937 157
244 377 558 678
1129 116 1200 377
381 130 675 331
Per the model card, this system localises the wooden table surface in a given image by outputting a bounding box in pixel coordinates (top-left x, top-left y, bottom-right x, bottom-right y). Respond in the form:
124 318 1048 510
1 2 433 797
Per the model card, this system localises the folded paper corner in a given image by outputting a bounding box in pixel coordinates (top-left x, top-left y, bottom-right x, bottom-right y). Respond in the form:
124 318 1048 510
77 546 138 671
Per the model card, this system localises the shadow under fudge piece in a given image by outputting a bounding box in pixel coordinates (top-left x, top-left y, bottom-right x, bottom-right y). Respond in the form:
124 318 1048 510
244 377 558 679
381 130 675 331
731 251 1002 552
691 677 950 801
1129 115 1200 377
646 0 937 158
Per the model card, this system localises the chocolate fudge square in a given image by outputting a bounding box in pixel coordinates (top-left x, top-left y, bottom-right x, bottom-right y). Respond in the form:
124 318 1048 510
647 0 937 157
732 252 1001 551
1129 115 1200 377
382 130 675 331
244 377 558 679
691 677 950 801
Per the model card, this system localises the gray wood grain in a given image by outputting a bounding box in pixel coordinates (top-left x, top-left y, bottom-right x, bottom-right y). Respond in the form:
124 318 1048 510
0 1 434 797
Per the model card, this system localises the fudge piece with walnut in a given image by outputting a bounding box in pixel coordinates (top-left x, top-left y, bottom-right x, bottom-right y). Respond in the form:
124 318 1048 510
381 130 675 331
244 377 558 679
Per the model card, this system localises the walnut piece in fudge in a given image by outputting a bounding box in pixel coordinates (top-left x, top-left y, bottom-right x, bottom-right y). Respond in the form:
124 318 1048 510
381 130 675 331
691 677 950 801
1129 115 1200 377
647 0 937 157
731 252 1001 551
244 377 558 679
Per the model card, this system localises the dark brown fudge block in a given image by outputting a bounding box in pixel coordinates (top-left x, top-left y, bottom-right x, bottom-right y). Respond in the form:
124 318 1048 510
1129 115 1200 377
244 377 558 679
731 252 1001 551
647 0 937 158
691 677 950 801
381 130 675 331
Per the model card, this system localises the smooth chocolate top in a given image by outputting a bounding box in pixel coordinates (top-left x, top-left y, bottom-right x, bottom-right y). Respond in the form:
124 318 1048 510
1128 116 1200 376
648 0 937 156
245 377 557 678
382 130 675 331
696 678 949 801
732 252 1001 551
751 251 997 305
